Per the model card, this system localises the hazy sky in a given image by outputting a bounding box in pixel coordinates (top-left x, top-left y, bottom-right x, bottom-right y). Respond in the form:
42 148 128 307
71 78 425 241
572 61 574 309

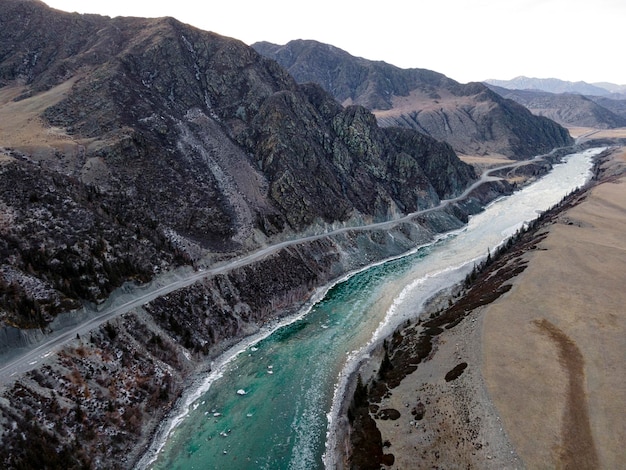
43 0 625 85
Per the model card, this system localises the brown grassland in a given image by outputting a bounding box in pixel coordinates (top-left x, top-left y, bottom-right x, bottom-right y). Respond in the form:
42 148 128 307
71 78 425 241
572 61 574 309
483 146 626 469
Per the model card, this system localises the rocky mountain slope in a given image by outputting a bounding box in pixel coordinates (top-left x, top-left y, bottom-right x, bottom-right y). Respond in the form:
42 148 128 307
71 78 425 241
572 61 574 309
253 40 573 158
0 0 477 331
486 85 626 129
590 95 626 121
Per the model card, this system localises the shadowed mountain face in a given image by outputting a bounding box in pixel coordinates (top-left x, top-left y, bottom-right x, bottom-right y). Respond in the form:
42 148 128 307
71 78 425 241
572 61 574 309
253 40 573 158
0 0 476 326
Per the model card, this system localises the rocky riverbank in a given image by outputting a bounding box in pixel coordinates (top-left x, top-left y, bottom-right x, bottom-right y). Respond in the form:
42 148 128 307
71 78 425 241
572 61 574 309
339 146 626 469
0 180 510 469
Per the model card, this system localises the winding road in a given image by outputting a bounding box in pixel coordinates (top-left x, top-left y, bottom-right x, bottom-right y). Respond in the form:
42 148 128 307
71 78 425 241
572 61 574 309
0 157 542 384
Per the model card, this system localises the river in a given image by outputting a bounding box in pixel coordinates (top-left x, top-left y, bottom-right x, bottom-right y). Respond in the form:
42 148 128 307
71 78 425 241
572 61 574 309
142 148 602 470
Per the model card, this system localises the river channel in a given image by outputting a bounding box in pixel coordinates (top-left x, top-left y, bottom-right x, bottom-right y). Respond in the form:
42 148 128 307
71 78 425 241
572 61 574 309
144 148 602 470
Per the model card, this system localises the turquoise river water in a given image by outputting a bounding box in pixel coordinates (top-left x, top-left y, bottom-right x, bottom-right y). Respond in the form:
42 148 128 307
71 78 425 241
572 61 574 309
142 148 602 470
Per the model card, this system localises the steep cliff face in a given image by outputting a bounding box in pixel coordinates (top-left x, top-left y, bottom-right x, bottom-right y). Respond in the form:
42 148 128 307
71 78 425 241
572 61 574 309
254 40 573 158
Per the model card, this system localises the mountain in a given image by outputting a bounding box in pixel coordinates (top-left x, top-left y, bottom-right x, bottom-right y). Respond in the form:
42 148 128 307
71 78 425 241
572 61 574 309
253 40 573 158
484 76 614 96
0 0 479 327
486 85 626 129
589 95 626 121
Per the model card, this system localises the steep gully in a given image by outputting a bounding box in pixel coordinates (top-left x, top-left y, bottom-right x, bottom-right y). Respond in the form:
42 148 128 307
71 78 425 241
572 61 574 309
0 155 548 384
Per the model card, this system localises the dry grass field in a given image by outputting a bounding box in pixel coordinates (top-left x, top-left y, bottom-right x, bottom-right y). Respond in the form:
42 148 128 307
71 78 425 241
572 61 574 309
0 79 79 155
567 126 626 140
0 79 117 185
483 148 626 469
459 153 512 170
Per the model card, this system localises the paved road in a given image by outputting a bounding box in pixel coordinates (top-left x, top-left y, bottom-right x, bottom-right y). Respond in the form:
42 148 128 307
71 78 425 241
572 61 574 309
0 157 539 384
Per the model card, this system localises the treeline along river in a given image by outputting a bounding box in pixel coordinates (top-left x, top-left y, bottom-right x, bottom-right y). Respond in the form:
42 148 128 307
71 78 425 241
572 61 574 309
142 148 602 470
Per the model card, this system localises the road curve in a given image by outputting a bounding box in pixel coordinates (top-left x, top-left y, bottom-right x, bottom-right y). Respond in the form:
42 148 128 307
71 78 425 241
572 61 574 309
0 157 541 384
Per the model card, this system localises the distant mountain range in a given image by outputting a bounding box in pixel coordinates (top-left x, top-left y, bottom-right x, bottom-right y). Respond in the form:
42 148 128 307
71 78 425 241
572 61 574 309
486 85 626 129
253 40 572 158
484 76 626 97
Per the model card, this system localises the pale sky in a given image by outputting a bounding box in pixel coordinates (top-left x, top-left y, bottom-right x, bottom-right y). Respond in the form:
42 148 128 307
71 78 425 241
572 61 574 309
43 0 625 85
